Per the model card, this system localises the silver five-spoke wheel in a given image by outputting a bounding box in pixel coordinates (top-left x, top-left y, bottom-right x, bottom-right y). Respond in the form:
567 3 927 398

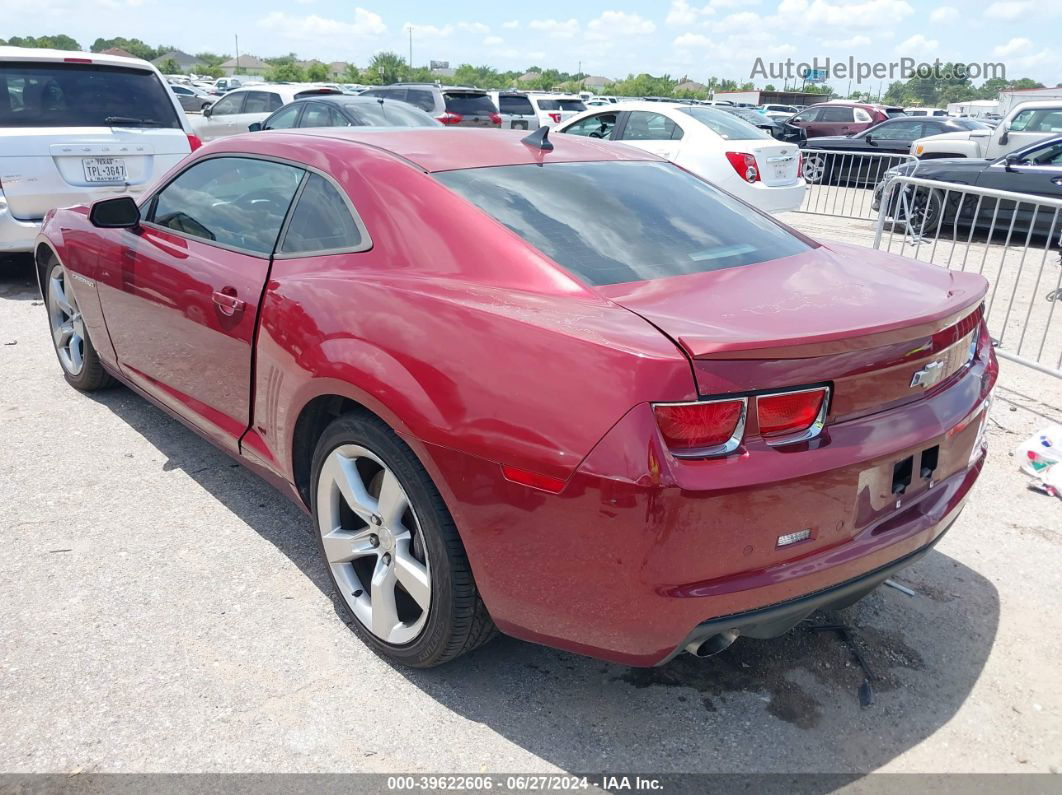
316 444 431 645
47 265 85 376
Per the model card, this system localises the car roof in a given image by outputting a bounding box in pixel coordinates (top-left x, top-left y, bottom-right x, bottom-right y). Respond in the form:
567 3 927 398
236 128 662 172
0 45 154 70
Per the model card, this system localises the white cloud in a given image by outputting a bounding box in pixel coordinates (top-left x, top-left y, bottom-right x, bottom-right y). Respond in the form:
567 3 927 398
824 34 872 48
483 35 504 46
984 1 1032 20
777 0 914 30
673 32 711 48
665 0 715 26
928 5 959 23
258 8 386 40
528 18 581 38
587 11 656 40
895 33 939 56
401 20 489 38
993 36 1031 56
502 20 520 29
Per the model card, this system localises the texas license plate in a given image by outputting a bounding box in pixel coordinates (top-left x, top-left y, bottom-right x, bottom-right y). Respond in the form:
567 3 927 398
773 164 790 180
82 157 127 183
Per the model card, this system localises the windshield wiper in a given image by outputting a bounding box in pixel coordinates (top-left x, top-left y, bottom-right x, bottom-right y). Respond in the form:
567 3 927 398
104 116 163 127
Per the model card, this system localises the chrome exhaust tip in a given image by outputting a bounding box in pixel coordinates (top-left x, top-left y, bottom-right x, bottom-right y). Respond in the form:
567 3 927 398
685 629 739 658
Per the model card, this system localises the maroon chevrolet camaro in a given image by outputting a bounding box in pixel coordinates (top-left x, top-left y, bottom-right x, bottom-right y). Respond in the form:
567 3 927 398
35 128 997 667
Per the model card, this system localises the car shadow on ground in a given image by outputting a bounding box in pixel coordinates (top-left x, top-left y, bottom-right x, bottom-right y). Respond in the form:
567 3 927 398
0 255 40 303
77 307 999 779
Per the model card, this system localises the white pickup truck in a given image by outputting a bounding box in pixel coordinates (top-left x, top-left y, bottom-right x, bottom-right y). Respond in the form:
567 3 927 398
911 99 1062 160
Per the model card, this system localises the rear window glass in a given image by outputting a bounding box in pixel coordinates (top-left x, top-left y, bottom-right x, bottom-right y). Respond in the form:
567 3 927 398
884 108 907 118
954 118 990 130
436 161 809 286
499 95 535 115
678 107 770 140
537 99 586 111
0 62 181 128
345 100 439 127
443 92 495 115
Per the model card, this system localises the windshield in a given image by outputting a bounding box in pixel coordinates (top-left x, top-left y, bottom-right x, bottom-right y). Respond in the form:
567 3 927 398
0 62 181 128
435 161 809 286
345 101 439 127
537 99 586 111
678 106 771 140
443 92 496 115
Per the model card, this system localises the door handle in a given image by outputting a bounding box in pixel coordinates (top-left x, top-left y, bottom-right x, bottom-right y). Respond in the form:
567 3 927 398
212 289 246 317
1052 176 1062 186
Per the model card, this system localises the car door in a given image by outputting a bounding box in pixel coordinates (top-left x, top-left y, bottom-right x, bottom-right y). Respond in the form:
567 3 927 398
237 90 284 133
975 139 1062 232
783 107 821 141
198 91 245 141
262 103 302 131
814 106 856 137
613 111 683 159
864 119 925 154
96 155 305 451
298 102 349 128
559 112 619 139
991 107 1062 158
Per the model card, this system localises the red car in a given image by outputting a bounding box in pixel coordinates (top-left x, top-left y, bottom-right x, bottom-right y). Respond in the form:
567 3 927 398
35 128 997 668
785 101 906 138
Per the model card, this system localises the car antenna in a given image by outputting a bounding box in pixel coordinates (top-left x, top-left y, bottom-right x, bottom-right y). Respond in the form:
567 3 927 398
521 126 554 151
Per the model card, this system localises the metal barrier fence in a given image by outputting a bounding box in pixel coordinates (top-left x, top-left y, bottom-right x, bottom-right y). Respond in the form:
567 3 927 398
874 174 1062 377
798 149 919 220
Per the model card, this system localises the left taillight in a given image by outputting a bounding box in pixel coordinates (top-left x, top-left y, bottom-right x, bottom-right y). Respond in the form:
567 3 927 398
653 398 747 457
186 133 203 152
435 111 463 125
725 151 760 183
489 112 502 126
757 387 829 442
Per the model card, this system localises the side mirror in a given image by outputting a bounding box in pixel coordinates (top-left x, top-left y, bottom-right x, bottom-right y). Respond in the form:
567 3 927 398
1004 154 1021 171
864 133 874 144
89 196 140 229
202 106 212 118
999 123 1010 145
248 121 262 132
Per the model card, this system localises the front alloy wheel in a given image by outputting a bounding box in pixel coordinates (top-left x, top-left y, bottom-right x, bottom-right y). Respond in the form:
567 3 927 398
45 260 113 391
802 152 826 184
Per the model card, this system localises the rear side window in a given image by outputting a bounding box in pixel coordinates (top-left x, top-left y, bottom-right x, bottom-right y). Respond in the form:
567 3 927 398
405 89 436 112
300 103 345 127
444 92 496 115
536 99 585 111
499 95 535 115
150 157 303 255
436 161 809 286
264 104 300 130
281 173 366 254
0 62 181 128
820 107 854 122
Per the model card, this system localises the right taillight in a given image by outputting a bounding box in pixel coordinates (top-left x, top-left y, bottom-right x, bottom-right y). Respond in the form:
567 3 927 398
435 111 463 125
653 398 746 457
757 387 829 442
725 151 760 183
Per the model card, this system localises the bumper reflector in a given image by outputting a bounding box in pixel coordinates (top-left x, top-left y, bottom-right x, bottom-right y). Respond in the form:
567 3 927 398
776 528 812 547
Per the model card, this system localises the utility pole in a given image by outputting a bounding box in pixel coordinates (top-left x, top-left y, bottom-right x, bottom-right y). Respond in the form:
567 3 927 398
408 26 413 70
234 34 240 76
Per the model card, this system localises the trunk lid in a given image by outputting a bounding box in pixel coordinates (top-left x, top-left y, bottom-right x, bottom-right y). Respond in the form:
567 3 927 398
598 242 987 420
0 127 189 219
744 140 801 187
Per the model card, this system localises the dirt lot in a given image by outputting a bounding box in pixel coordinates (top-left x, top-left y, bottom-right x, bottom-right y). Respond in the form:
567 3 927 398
1 240 1060 775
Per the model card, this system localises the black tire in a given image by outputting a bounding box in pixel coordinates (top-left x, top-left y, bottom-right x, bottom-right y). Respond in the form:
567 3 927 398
310 411 495 667
44 259 115 392
802 152 826 184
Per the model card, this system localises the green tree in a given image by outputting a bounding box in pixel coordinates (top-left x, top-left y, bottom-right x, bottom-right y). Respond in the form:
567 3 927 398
90 37 156 59
368 51 407 85
266 62 305 82
343 63 362 83
5 34 82 51
158 58 181 75
306 62 329 82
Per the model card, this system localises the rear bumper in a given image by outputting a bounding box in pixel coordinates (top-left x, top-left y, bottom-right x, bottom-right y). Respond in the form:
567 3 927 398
0 191 42 253
665 509 959 664
730 179 807 214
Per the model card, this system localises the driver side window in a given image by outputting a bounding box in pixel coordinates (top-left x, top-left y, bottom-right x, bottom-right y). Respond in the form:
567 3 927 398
149 157 304 255
562 112 618 138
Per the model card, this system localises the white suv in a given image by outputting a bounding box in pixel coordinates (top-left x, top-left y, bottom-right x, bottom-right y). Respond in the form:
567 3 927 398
0 46 198 255
192 85 342 142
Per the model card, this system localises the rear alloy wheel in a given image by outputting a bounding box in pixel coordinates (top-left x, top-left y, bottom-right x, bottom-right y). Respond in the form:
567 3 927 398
802 152 826 184
311 412 495 666
45 260 114 391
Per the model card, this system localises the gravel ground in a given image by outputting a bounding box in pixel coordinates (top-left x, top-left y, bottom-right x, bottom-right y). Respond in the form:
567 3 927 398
1 247 1060 775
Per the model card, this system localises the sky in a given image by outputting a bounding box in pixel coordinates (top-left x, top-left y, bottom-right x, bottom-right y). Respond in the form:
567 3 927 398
6 0 1062 87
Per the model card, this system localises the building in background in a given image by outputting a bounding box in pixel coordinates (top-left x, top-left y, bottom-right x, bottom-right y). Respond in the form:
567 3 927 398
220 54 267 77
